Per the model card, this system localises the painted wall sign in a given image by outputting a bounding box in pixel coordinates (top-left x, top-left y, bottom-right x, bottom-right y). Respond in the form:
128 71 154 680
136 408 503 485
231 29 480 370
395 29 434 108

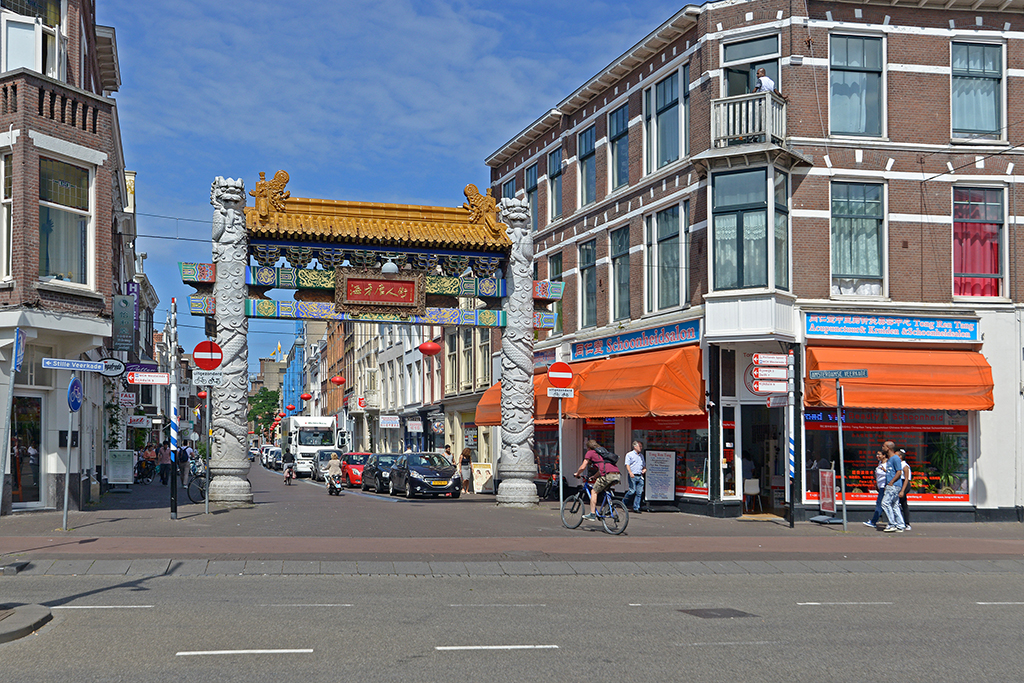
571 319 700 361
805 313 979 342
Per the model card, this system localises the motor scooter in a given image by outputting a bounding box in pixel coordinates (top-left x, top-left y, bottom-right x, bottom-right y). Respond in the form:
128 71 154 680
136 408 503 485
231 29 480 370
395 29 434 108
326 473 344 496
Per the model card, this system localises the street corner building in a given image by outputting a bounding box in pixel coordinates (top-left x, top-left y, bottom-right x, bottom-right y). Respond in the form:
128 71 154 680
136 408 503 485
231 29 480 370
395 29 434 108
0 1 146 515
484 0 1023 522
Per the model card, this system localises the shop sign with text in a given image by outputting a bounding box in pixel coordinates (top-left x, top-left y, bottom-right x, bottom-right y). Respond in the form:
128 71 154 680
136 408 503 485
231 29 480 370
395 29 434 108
571 319 700 361
805 313 979 343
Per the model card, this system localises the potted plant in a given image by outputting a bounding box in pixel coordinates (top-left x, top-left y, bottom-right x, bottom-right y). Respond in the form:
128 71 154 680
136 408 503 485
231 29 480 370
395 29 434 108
929 436 962 494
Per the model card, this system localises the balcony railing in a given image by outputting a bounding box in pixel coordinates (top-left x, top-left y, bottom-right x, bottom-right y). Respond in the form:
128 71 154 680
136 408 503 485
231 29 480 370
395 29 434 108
711 92 786 148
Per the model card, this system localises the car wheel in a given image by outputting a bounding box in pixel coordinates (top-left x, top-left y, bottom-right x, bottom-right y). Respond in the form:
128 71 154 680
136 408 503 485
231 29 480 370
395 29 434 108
388 479 397 496
374 477 384 493
361 478 369 492
406 483 415 499
451 490 461 499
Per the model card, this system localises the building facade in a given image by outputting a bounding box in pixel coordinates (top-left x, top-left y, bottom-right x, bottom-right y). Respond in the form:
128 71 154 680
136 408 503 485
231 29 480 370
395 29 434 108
486 0 1023 521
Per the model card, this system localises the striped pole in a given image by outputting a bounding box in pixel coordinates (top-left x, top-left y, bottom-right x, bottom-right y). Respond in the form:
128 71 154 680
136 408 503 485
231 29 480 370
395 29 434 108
170 298 179 520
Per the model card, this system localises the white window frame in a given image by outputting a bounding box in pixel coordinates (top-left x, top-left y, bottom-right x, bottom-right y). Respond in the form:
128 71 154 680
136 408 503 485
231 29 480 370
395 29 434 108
501 178 515 200
950 40 1006 143
1 153 11 279
643 68 682 175
579 239 597 329
1 11 65 80
525 163 538 232
952 184 1007 300
720 32 780 98
828 32 887 140
548 148 563 221
828 179 889 299
608 103 629 192
38 155 95 290
644 202 686 313
578 125 597 207
610 225 630 321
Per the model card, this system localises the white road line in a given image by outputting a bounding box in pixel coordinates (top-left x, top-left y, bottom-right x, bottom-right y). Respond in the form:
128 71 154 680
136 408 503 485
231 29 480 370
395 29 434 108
436 645 559 651
976 602 1024 605
798 602 893 606
51 605 154 609
629 603 697 607
449 604 547 608
259 604 353 607
176 649 314 657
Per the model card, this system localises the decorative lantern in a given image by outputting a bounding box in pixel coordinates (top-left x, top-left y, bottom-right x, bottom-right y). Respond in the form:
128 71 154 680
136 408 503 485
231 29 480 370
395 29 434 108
330 375 345 386
278 412 286 417
286 404 296 411
300 393 312 401
197 391 207 399
418 341 441 357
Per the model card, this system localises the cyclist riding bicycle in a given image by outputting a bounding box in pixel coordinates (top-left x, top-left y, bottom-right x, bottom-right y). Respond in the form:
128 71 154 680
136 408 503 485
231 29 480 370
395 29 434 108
574 439 620 521
282 449 296 484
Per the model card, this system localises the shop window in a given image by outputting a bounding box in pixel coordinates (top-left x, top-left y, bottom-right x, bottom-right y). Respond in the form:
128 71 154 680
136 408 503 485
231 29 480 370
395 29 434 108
952 43 1002 140
579 239 597 328
644 72 679 173
549 252 563 335
632 415 708 498
712 169 768 290
39 158 92 286
579 126 596 206
548 148 563 221
722 35 779 97
720 349 736 398
831 182 884 296
525 163 538 232
14 345 53 387
501 178 515 200
610 226 630 320
1 153 11 278
953 187 1003 297
608 104 629 190
829 35 883 137
645 204 685 311
11 394 43 505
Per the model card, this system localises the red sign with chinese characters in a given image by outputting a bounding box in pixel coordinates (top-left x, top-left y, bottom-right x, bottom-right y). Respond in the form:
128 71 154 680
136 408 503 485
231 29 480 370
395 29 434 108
345 278 417 306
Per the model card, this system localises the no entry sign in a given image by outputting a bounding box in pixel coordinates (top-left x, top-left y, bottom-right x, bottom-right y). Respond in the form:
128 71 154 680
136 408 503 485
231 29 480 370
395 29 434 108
193 341 224 371
547 362 573 388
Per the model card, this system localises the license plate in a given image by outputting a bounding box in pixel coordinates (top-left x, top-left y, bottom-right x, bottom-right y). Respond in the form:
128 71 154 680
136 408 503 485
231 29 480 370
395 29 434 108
431 480 449 486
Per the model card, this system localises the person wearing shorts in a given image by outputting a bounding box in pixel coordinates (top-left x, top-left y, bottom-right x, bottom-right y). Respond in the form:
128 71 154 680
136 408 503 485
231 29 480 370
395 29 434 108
456 447 473 494
574 439 620 520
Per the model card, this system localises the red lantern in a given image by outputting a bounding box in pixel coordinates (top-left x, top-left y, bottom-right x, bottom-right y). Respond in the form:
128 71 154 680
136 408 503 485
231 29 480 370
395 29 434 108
300 392 312 401
197 391 207 399
330 375 345 386
248 430 255 434
278 412 286 417
286 404 295 411
418 341 441 357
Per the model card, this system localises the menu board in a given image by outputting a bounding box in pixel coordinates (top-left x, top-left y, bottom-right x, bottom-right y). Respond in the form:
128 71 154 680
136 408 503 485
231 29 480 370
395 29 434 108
645 450 675 501
107 449 135 485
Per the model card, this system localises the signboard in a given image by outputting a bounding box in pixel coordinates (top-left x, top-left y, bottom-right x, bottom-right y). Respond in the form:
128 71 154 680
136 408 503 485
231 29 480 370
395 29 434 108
112 294 136 352
809 369 869 380
463 425 478 448
806 313 979 342
547 387 574 398
125 280 141 330
571 319 700 361
751 366 786 380
13 327 25 372
67 376 83 412
43 358 104 372
192 341 223 370
107 449 135 485
379 415 400 429
766 394 788 408
335 271 426 316
752 380 787 393
547 361 573 388
119 391 137 407
406 419 423 433
126 415 152 429
645 450 675 501
192 370 224 386
430 417 444 434
126 362 158 374
751 353 788 366
819 470 836 515
127 371 171 385
98 358 127 377
471 462 494 494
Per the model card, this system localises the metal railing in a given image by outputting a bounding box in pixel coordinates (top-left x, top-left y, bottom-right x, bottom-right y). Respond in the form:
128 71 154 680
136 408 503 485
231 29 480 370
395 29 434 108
711 92 787 148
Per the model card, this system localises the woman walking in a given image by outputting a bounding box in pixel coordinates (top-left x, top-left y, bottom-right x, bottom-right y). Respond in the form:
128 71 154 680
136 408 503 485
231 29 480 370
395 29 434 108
456 447 473 494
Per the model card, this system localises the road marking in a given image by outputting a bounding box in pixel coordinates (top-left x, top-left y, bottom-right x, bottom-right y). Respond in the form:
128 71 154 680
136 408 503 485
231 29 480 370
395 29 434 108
259 604 353 607
176 649 314 657
449 604 547 608
976 602 1024 605
436 645 559 651
798 602 893 606
629 603 699 607
52 605 153 610
681 641 778 647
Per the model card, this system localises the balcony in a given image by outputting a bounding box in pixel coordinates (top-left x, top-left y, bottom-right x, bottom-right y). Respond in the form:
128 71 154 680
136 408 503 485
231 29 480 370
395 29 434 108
710 92 786 149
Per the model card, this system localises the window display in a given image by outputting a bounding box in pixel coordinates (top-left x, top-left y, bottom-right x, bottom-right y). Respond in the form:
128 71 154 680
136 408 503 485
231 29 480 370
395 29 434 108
632 415 708 497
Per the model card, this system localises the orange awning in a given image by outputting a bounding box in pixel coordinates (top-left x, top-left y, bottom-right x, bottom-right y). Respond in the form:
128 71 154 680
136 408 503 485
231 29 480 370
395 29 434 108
804 346 994 410
572 345 704 418
474 360 603 426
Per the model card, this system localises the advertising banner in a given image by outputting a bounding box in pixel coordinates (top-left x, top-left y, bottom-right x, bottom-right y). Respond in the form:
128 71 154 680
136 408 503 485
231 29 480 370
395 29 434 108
471 462 494 494
379 415 400 429
819 470 836 514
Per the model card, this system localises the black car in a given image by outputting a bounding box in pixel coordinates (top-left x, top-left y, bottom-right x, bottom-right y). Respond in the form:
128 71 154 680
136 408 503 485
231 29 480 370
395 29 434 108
388 453 461 499
361 453 401 493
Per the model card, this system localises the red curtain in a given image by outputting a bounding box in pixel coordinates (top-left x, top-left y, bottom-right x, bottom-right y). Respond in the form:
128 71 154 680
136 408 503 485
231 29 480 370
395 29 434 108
953 187 1001 297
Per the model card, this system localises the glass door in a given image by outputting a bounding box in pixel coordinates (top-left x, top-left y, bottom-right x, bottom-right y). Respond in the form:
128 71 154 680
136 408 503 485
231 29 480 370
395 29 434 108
11 395 43 506
722 405 737 498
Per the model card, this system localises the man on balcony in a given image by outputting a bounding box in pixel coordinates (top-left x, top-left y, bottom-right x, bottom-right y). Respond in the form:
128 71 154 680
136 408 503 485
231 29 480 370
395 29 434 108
753 67 786 100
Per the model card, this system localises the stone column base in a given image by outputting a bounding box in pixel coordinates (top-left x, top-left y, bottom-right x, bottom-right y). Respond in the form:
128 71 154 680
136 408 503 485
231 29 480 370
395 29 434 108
495 478 539 507
208 470 253 506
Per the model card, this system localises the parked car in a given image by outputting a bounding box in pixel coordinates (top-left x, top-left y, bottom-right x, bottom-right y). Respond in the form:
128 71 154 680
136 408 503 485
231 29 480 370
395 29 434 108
361 453 401 493
260 445 275 468
248 447 260 462
312 448 344 482
389 453 461 499
340 452 369 488
267 447 283 470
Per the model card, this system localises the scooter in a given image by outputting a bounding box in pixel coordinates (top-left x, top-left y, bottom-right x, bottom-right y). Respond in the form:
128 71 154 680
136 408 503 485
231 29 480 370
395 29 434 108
283 463 296 485
326 474 344 496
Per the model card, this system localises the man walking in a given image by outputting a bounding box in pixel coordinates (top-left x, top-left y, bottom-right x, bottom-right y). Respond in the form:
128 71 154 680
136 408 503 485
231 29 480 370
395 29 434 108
157 441 172 486
622 441 646 514
880 441 906 532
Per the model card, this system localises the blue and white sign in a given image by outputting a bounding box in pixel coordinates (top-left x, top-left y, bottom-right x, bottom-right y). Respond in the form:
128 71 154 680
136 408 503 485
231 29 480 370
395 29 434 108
805 313 979 343
43 358 105 372
13 327 25 372
67 376 84 413
571 319 700 361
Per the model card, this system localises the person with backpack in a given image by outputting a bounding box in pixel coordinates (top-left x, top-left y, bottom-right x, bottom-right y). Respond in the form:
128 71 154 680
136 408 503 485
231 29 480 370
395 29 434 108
574 439 620 521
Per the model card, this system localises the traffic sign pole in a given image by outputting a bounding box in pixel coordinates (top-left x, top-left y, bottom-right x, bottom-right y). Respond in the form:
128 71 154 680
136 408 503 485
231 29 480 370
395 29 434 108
170 298 178 521
836 379 848 531
787 351 795 529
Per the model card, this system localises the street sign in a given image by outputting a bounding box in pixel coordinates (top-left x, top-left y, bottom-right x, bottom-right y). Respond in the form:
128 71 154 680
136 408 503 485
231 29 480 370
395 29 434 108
752 379 788 393
118 391 137 407
766 394 788 408
127 371 171 385
13 327 25 372
126 415 152 428
192 341 224 371
751 366 787 380
547 361 573 388
43 358 104 372
809 369 869 379
67 376 83 412
751 353 788 366
98 358 127 377
547 387 574 398
192 370 224 386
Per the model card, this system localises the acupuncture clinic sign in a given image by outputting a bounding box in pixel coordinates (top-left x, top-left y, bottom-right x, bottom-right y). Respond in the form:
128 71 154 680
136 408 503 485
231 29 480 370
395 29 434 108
805 313 979 343
571 320 700 361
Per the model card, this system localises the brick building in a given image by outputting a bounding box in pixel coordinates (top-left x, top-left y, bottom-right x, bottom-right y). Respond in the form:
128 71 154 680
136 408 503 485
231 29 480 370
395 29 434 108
486 0 1023 521
0 1 137 514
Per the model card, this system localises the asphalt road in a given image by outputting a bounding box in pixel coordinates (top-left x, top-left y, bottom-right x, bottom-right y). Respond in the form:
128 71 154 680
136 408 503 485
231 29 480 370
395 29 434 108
3 571 1023 682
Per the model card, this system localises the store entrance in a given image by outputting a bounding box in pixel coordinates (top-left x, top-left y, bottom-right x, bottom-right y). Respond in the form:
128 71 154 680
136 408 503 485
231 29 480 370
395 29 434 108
739 404 785 515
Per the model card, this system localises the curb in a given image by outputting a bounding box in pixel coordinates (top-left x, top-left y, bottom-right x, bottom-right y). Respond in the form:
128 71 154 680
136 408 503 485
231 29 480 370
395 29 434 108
0 604 52 644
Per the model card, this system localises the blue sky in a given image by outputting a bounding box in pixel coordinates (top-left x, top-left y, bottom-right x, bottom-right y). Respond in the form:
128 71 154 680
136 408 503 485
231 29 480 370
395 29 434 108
97 0 685 370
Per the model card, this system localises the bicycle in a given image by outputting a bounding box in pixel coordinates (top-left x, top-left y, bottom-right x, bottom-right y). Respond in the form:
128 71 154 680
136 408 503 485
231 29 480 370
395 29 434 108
135 459 156 485
186 459 208 504
561 478 628 535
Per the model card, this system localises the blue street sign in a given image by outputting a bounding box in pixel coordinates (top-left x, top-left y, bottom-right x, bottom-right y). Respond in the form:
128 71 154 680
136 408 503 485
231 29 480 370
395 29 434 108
13 327 25 372
43 358 105 373
67 376 84 413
